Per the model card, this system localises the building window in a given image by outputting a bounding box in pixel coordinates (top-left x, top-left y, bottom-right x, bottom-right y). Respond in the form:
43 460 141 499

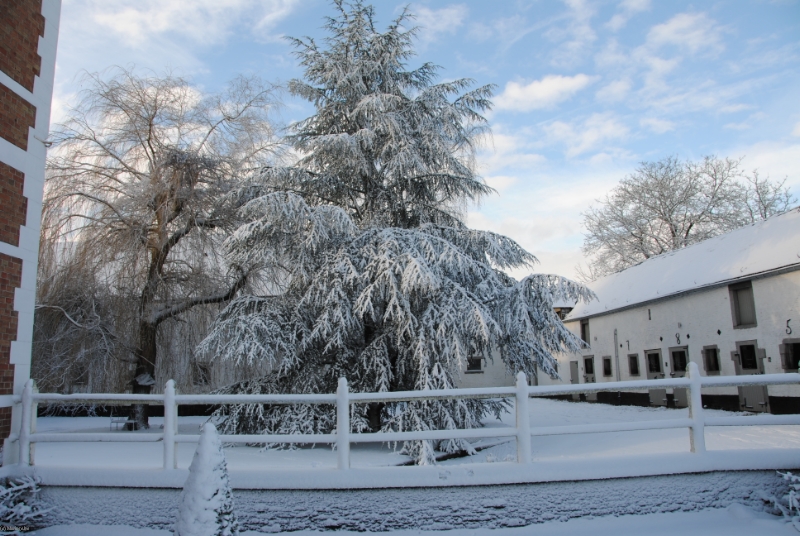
729 281 757 328
703 347 720 375
554 307 572 320
671 349 688 373
739 344 758 370
646 352 661 374
466 356 483 374
580 319 590 344
603 357 612 377
584 356 594 375
194 363 211 386
628 354 640 376
782 341 800 371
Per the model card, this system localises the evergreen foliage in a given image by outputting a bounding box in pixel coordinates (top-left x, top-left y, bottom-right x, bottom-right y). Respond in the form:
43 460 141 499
201 0 592 464
175 423 239 536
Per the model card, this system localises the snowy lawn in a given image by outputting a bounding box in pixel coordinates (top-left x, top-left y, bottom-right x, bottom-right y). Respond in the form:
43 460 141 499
32 398 800 470
33 503 795 535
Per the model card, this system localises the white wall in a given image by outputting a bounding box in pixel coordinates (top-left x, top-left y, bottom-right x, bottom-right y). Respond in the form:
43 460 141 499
541 270 800 399
456 349 515 388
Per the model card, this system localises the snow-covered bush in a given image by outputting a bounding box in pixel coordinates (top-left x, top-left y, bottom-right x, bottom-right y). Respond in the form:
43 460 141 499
772 471 800 531
175 423 239 536
0 476 50 533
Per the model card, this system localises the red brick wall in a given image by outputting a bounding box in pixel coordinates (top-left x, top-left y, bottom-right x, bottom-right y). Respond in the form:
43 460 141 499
0 253 22 438
0 0 45 442
0 0 45 92
0 161 27 246
0 81 36 150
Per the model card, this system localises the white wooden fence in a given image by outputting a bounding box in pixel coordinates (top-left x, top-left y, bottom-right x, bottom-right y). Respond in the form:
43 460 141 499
5 363 800 473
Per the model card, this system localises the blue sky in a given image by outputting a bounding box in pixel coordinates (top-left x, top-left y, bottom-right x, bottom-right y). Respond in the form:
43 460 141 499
53 0 800 280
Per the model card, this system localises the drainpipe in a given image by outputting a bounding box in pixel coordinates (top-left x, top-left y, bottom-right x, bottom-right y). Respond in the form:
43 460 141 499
614 329 622 405
613 329 621 381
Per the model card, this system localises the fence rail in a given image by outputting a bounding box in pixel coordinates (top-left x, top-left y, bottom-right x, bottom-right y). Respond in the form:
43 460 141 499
8 363 800 472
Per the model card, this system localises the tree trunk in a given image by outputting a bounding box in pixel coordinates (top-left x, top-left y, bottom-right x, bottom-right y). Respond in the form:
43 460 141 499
130 321 158 430
367 403 383 432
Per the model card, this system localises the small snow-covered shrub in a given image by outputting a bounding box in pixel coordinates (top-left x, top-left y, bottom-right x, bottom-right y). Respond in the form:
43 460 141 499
772 471 800 531
175 423 239 536
0 476 50 533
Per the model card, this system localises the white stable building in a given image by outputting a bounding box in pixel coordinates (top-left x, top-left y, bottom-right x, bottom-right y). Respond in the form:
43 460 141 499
546 207 800 413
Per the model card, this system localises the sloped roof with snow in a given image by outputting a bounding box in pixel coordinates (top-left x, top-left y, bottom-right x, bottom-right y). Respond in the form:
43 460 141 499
566 207 800 321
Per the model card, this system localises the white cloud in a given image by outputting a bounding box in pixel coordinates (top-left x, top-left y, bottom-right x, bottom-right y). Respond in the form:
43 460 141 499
467 16 543 54
466 164 631 280
546 0 597 68
466 211 585 279
640 117 675 133
731 142 800 195
719 104 753 114
595 78 631 102
594 39 629 69
495 74 596 112
792 123 800 137
412 4 468 47
545 113 629 157
479 129 547 175
724 121 751 131
484 175 518 192
606 0 651 32
89 0 298 46
646 12 725 56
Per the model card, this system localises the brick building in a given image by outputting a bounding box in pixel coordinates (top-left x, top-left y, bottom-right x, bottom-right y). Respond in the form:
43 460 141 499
0 0 61 463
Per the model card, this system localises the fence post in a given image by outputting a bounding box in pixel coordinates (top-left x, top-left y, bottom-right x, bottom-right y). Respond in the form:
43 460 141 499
18 379 33 466
516 372 532 464
163 379 177 470
30 381 38 466
687 362 706 454
336 377 350 470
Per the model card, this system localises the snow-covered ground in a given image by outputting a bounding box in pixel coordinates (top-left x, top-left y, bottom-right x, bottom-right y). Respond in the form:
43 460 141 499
32 398 800 470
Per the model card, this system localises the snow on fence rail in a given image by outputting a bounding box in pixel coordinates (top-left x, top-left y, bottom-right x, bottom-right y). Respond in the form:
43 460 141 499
6 363 800 472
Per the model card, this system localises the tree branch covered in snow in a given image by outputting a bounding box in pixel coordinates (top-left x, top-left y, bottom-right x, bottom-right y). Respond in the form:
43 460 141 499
771 471 800 532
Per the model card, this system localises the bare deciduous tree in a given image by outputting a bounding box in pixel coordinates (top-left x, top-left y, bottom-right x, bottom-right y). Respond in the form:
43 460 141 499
579 155 795 281
39 68 281 427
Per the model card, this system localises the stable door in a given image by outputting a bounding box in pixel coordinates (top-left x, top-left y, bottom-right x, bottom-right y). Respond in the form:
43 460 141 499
570 361 580 401
583 356 597 401
732 342 770 413
646 350 667 407
669 347 689 408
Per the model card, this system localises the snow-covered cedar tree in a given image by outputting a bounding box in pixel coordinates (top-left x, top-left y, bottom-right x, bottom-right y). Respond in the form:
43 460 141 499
175 423 239 536
199 0 593 464
0 476 51 531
